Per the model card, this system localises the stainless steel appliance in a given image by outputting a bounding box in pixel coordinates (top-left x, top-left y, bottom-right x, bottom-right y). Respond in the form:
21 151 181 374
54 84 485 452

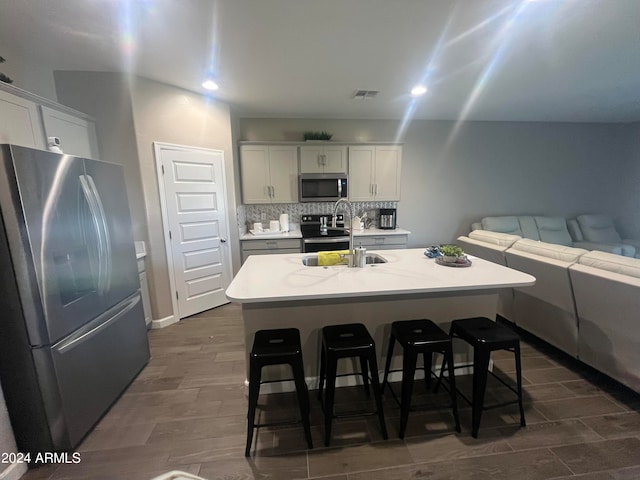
300 214 349 252
299 174 348 202
0 144 150 455
379 208 397 230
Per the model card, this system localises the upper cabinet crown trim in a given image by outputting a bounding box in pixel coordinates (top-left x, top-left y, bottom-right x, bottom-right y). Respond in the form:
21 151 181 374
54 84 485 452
0 82 95 122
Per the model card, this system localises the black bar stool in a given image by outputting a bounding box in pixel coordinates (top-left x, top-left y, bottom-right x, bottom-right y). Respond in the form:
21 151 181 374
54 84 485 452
318 323 388 446
381 319 461 438
437 317 525 438
245 328 313 456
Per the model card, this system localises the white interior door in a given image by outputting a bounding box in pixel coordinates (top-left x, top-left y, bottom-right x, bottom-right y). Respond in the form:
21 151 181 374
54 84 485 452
155 143 232 319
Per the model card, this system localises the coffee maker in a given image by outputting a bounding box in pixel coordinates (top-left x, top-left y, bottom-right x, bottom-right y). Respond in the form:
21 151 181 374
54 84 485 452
378 208 397 230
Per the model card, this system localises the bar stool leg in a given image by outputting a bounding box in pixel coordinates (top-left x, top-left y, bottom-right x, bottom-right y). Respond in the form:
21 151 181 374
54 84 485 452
444 347 461 433
291 358 314 449
471 347 491 439
423 351 433 390
360 355 370 396
318 347 326 401
399 349 417 439
245 358 262 457
515 343 526 427
381 333 396 394
323 355 338 446
367 350 388 440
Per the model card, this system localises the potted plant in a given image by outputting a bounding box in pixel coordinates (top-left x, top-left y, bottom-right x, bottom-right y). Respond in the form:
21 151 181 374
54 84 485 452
303 131 333 141
439 244 464 263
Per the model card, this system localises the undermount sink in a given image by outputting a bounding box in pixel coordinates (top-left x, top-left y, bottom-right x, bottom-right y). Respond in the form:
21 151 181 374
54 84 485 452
302 253 387 267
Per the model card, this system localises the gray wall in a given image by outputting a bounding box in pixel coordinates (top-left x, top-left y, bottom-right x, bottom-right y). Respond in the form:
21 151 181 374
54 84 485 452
239 118 634 246
130 77 239 321
0 44 57 101
53 71 147 242
619 122 640 239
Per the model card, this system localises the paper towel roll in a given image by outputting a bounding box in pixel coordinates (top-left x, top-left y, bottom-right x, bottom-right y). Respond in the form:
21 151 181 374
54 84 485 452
279 213 289 232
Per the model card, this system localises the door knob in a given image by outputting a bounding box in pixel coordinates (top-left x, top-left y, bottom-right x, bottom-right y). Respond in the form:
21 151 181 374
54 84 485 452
220 238 227 243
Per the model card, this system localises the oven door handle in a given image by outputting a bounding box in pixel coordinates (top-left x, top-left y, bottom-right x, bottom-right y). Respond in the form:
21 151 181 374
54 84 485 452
303 237 350 244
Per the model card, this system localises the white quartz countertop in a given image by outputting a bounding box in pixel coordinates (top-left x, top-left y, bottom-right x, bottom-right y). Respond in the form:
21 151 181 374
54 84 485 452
239 227 410 241
226 248 535 304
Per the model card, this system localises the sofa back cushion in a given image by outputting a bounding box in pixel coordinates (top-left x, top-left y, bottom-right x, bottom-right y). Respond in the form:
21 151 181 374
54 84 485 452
535 216 573 246
578 251 640 279
518 216 540 241
469 230 521 247
481 216 522 236
577 214 621 244
511 238 587 263
566 218 584 242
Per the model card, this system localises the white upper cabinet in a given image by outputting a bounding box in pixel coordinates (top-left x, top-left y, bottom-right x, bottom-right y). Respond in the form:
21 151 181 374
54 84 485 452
240 145 298 204
40 106 99 159
0 84 99 158
348 145 402 201
0 89 45 149
299 144 347 173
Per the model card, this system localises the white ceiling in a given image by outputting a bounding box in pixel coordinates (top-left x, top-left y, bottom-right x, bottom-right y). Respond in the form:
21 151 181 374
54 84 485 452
1 0 639 122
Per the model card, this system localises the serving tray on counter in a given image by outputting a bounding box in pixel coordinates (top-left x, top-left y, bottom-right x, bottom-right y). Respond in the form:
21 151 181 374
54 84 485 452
435 257 472 268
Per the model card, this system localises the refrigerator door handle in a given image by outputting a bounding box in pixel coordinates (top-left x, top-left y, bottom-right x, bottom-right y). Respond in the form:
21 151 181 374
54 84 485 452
55 294 141 354
86 174 113 292
79 174 108 294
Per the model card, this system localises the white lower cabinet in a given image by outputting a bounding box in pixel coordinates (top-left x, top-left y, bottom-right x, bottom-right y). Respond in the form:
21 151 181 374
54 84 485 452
241 238 302 263
356 234 408 250
137 258 152 328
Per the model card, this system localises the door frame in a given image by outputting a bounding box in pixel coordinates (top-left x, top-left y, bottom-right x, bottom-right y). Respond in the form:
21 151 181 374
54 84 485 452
154 141 234 322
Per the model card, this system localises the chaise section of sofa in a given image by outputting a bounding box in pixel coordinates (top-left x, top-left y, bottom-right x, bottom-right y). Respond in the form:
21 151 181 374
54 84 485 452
504 239 588 358
569 251 640 393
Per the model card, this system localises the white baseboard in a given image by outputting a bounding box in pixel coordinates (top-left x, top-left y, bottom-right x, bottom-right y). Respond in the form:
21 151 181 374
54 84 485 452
0 462 28 480
151 314 178 329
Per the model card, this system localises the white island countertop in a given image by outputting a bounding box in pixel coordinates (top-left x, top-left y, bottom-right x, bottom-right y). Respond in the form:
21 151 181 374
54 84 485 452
226 248 535 304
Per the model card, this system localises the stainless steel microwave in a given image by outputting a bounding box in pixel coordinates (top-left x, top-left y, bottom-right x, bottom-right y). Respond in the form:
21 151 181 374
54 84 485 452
299 174 348 202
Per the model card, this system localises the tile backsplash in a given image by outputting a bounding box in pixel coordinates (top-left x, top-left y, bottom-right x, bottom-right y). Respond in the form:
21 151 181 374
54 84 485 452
237 201 397 233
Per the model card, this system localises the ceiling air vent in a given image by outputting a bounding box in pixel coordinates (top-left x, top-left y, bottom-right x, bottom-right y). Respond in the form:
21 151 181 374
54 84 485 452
352 90 379 100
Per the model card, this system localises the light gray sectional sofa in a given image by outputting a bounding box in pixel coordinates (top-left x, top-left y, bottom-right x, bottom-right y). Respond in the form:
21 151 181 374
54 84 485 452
472 214 637 257
457 231 640 393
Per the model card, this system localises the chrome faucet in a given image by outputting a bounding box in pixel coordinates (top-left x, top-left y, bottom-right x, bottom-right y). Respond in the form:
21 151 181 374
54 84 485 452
332 198 356 267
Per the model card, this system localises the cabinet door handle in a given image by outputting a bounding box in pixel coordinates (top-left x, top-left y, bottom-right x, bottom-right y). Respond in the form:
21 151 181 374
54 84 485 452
374 183 378 195
320 154 326 166
270 185 275 197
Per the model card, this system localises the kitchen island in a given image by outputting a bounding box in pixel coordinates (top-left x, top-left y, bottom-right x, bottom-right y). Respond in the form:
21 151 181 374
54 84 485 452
226 249 535 390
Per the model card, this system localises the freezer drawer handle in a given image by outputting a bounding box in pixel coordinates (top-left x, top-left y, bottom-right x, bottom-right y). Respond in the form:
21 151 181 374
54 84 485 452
56 294 141 354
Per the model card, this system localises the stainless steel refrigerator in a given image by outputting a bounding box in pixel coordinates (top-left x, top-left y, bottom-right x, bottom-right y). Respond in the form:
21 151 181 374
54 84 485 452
0 144 150 454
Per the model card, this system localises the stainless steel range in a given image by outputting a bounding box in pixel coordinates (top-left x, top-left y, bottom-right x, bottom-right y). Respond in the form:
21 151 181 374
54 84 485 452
300 214 349 253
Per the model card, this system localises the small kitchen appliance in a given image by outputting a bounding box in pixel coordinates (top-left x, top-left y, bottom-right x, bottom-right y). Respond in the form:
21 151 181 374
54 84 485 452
378 208 397 230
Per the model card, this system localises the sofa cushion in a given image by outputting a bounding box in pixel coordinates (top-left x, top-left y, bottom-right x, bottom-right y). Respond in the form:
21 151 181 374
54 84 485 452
578 251 640 279
469 230 521 247
481 216 522 236
535 216 573 246
566 218 584 242
577 214 622 244
518 216 540 241
511 238 588 263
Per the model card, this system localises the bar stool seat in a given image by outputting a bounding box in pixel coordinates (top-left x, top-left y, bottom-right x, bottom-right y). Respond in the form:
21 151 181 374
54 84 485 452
245 328 313 456
318 323 388 446
437 317 525 438
381 319 461 438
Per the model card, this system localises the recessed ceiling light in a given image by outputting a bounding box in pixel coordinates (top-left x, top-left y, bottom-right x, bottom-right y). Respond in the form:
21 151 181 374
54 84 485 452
202 80 219 91
411 85 428 96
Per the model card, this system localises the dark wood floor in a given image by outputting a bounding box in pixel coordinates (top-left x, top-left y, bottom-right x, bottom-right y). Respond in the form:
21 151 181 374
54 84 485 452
22 303 640 480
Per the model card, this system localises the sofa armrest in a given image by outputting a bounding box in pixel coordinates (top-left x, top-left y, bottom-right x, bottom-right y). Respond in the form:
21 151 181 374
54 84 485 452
572 241 636 257
572 241 624 256
622 239 640 253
